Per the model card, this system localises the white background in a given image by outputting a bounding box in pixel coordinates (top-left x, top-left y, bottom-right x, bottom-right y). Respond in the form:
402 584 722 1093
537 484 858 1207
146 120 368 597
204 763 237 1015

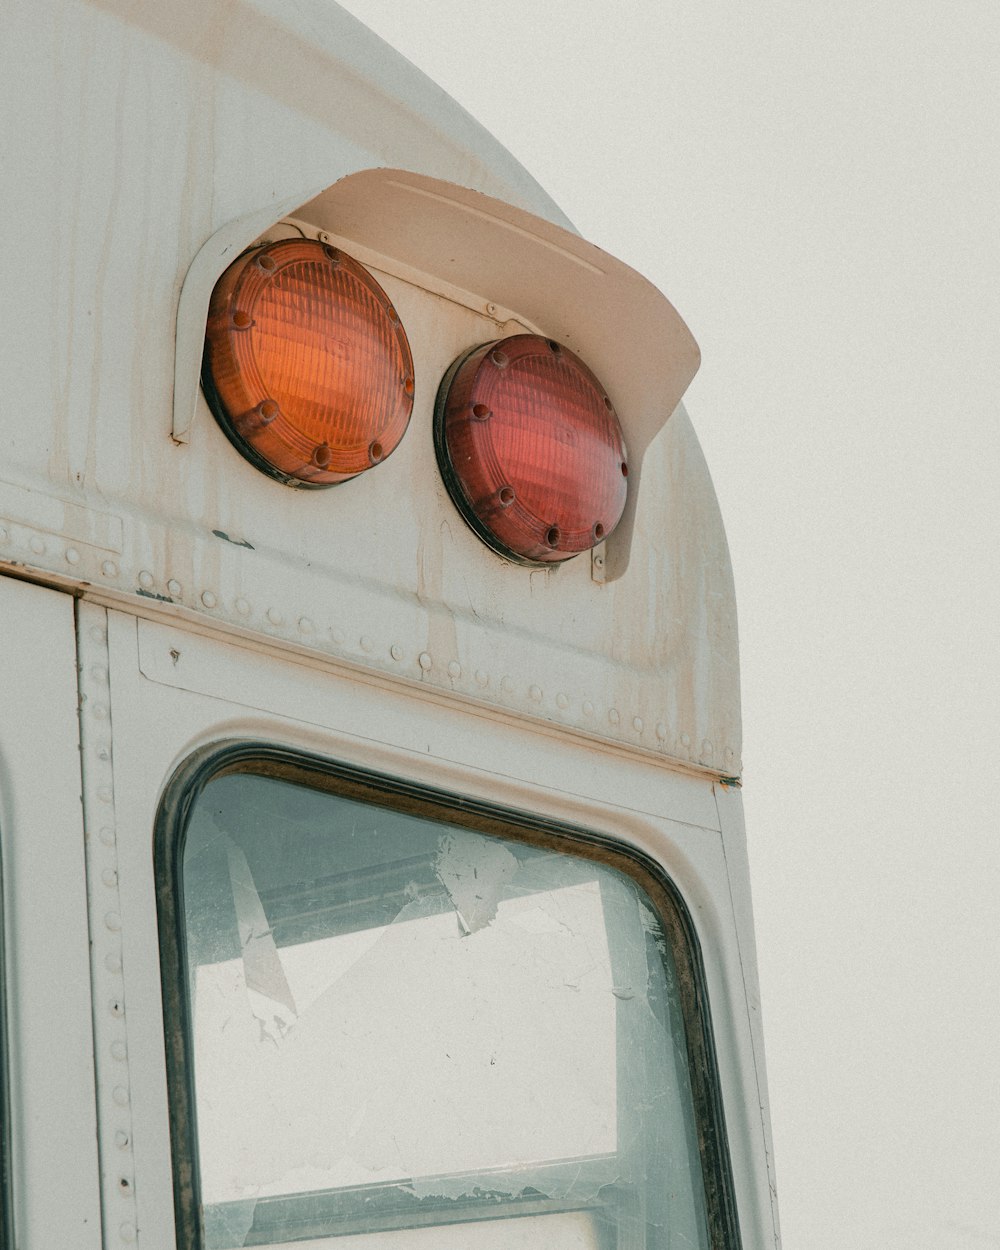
335 4 999 1246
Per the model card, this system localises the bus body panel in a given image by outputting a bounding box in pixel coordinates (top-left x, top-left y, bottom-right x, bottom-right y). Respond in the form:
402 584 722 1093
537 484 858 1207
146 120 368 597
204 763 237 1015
89 604 776 1248
0 0 778 1244
0 579 102 1249
3 0 739 777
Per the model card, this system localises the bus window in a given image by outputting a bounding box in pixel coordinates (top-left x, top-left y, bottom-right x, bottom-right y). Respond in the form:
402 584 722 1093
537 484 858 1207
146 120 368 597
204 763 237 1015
163 760 722 1249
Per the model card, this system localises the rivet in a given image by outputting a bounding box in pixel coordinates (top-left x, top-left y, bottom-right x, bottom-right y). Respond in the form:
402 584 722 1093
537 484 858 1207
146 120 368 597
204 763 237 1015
500 675 514 693
89 625 107 643
115 1131 130 1150
166 579 182 597
112 1085 129 1107
105 912 121 932
30 535 46 555
119 1176 132 1194
298 617 314 634
105 952 122 973
101 560 119 578
701 740 714 758
120 1220 136 1243
656 722 668 741
556 693 569 709
609 708 620 725
93 703 109 720
65 547 80 565
97 745 111 762
99 826 115 846
390 644 403 661
529 685 542 702
475 669 489 687
360 635 374 652
486 301 498 316
267 607 285 626
582 700 595 717
109 999 124 1019
201 590 217 609
725 747 736 763
111 1040 127 1062
633 716 644 733
98 785 113 804
102 868 118 888
418 651 432 671
680 732 691 748
138 570 154 590
448 660 461 678
235 597 251 616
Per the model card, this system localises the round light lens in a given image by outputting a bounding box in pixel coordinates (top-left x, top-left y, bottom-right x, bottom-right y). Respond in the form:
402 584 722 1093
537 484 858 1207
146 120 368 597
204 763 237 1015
202 239 414 487
434 335 628 564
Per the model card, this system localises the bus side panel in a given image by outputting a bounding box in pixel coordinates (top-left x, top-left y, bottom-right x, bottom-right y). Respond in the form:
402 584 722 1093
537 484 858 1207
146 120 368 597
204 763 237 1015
0 577 102 1248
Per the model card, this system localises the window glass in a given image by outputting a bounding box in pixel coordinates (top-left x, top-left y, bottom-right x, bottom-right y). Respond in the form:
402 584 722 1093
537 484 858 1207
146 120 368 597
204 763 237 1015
176 770 712 1249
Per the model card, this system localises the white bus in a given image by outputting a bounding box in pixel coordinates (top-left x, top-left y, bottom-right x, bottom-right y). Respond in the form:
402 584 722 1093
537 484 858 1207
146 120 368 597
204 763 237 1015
0 2 779 1246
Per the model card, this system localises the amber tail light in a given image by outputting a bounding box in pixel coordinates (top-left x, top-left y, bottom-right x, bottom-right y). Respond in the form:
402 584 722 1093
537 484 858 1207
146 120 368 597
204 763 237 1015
202 239 414 487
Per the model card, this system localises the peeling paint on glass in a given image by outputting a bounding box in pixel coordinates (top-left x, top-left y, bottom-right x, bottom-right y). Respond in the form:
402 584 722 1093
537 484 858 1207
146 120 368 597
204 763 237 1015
181 774 710 1248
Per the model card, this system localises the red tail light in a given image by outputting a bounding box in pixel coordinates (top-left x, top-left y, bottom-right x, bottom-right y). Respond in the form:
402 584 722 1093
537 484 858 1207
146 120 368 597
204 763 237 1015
434 335 628 564
202 239 414 487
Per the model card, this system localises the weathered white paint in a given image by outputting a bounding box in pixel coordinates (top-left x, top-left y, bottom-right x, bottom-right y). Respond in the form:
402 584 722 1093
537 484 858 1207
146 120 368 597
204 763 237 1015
2 0 738 775
0 0 776 1245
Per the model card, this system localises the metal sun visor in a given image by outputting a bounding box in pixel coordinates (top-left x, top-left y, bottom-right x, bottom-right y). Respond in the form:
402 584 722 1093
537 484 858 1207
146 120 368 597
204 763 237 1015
174 168 699 581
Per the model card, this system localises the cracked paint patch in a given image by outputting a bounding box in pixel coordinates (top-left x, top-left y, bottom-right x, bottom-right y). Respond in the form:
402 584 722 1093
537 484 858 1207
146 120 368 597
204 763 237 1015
434 828 519 935
227 840 297 1040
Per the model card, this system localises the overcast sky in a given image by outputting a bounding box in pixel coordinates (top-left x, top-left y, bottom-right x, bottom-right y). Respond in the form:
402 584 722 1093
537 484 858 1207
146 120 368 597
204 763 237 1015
335 3 999 1246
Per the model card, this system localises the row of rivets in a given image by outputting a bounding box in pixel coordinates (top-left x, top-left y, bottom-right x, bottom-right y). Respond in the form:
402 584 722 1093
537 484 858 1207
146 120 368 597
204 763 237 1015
0 522 105 570
77 604 139 1245
374 640 728 758
127 575 723 753
123 568 732 763
4 524 741 771
141 571 737 766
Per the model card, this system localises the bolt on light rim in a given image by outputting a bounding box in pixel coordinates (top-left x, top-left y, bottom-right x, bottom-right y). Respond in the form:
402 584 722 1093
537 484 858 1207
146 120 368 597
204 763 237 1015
434 335 628 565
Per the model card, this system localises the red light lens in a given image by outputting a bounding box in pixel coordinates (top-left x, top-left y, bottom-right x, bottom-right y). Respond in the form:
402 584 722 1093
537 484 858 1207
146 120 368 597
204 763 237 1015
202 239 414 487
434 335 628 564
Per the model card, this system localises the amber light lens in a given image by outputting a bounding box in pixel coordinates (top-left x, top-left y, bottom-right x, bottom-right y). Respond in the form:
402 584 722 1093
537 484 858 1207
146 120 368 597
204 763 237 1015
202 239 414 487
434 335 628 564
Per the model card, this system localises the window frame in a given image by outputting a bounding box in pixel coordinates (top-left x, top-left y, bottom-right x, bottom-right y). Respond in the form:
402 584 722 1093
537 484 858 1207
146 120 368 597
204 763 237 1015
154 740 742 1250
0 838 12 1250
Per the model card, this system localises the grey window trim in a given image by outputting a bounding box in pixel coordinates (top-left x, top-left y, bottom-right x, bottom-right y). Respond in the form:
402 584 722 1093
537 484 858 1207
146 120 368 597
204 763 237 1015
154 739 742 1250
